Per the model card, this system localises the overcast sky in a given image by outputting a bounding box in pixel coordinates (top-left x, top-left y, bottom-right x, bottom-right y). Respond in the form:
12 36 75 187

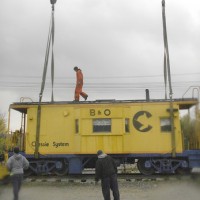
0 0 200 128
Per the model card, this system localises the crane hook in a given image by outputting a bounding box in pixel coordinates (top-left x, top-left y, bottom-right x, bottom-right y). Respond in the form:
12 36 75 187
50 0 57 11
50 0 57 4
162 0 165 7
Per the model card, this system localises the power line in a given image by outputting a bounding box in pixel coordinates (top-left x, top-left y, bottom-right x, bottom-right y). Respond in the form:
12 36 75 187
0 72 199 80
0 81 199 89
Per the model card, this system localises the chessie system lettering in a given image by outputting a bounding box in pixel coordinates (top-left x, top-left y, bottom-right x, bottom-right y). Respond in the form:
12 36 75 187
31 141 69 148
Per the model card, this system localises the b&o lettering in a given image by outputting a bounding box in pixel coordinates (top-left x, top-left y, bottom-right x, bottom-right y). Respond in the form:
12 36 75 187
90 109 111 116
104 109 111 116
90 109 95 116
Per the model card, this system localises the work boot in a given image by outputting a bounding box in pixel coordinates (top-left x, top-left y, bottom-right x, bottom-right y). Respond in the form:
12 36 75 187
84 95 88 101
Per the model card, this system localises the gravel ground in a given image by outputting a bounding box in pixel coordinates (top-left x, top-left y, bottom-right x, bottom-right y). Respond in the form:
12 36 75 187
0 177 200 200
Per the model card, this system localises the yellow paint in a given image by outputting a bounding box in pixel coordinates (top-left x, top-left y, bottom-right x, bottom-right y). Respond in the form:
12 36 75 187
8 100 198 155
0 153 9 180
0 165 9 180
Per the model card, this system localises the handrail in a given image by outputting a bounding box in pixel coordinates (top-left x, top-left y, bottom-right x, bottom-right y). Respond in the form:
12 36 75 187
182 86 200 100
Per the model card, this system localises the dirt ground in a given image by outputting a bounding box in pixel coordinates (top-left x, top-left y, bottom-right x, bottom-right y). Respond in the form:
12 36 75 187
0 177 200 200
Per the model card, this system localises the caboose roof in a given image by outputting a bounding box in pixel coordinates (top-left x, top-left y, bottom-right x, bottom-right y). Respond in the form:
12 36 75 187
9 98 198 114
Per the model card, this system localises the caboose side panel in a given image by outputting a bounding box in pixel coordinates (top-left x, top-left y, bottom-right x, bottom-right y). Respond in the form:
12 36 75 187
122 103 182 153
25 102 183 155
26 105 75 154
79 106 123 153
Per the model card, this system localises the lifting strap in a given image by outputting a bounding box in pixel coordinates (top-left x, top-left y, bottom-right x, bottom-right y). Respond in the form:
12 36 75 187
162 0 173 100
162 0 176 157
34 0 57 158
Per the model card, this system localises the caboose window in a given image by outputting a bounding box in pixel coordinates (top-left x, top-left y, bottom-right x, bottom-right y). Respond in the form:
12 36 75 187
93 119 111 133
160 118 171 132
125 118 130 133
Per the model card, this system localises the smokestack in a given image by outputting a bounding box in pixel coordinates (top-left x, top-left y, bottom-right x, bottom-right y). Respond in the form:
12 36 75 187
145 89 150 101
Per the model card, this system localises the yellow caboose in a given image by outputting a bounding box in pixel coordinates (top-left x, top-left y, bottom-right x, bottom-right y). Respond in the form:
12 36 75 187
6 97 200 175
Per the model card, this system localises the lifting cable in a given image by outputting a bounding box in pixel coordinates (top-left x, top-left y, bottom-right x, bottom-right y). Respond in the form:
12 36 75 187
162 0 176 157
35 0 57 158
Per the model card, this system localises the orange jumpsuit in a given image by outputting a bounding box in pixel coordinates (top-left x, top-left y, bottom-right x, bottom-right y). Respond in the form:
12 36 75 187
74 69 88 101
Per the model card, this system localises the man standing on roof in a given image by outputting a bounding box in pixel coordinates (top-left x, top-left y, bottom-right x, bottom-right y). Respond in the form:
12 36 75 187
73 66 88 101
95 150 120 200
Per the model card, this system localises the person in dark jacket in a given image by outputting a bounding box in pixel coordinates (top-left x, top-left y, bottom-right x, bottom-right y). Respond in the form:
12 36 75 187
95 150 120 200
6 147 29 200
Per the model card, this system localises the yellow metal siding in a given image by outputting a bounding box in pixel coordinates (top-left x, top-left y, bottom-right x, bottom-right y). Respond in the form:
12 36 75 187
24 102 183 155
123 103 182 153
26 106 76 154
80 136 123 154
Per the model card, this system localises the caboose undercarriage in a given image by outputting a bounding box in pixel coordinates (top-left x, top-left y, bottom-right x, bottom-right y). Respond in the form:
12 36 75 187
17 150 200 176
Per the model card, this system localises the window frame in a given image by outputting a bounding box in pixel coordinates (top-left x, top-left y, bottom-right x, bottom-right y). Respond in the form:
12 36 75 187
160 117 171 132
92 118 111 133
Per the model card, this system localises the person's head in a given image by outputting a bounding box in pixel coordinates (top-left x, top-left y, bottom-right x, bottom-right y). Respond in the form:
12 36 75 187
13 146 20 154
74 66 78 72
97 150 103 156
